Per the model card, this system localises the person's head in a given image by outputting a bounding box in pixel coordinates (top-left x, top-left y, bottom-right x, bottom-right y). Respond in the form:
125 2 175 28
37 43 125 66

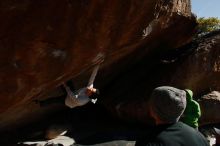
86 87 99 99
149 86 186 125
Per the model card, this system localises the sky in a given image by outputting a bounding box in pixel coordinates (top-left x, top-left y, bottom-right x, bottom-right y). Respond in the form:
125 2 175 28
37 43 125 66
191 0 220 18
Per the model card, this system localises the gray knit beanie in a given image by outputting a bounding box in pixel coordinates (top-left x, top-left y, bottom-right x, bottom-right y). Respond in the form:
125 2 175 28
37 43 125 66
150 86 186 123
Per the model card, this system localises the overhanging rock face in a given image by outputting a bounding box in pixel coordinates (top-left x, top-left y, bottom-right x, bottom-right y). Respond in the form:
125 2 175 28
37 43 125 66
103 31 220 126
0 0 196 129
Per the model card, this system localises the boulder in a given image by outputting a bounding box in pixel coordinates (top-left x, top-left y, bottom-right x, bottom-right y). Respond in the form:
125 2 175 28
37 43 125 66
199 91 220 125
102 31 220 125
0 0 196 130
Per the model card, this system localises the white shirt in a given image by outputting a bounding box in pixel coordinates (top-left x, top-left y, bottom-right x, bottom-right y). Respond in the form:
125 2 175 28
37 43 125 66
64 87 91 108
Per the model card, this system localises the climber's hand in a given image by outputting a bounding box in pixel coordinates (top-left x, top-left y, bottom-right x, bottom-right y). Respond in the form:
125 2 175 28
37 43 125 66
86 87 97 96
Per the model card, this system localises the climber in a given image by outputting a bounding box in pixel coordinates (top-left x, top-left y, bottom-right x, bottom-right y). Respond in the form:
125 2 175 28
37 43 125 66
35 53 104 108
63 82 99 108
181 89 201 129
64 53 104 108
35 78 99 108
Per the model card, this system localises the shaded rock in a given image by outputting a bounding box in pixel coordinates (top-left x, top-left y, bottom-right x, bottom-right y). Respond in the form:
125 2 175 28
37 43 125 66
167 30 220 95
45 124 69 140
101 30 220 125
199 91 220 126
0 104 147 146
0 0 196 130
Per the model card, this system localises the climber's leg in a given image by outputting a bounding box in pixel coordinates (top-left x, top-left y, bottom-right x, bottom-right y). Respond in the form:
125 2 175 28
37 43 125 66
34 95 66 107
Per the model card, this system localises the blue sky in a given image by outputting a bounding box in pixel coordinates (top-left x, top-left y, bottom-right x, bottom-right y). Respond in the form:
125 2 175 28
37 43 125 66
191 0 220 18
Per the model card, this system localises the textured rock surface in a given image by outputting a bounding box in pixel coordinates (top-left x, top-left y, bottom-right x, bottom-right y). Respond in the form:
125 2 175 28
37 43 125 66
0 0 196 130
199 91 220 125
102 31 220 125
167 31 220 95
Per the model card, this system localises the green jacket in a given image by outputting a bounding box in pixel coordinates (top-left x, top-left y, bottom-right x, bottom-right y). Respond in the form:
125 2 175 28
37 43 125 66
182 89 201 128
